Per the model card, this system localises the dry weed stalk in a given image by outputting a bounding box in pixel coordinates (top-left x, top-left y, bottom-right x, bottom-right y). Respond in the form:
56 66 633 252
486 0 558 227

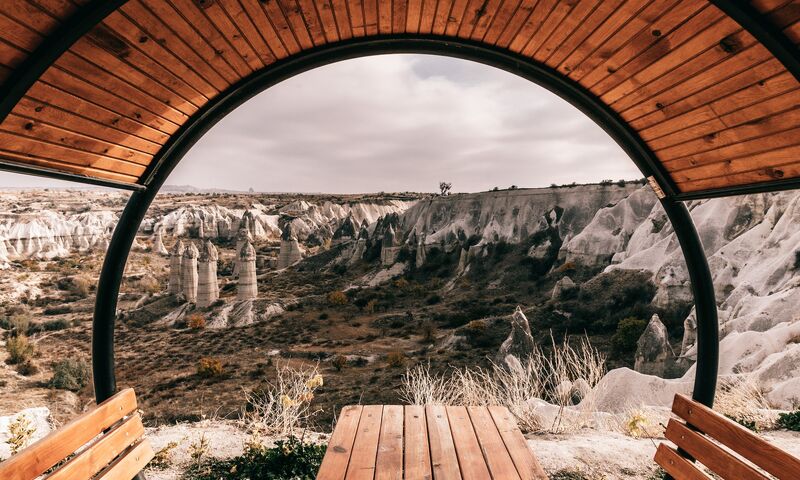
242 363 323 438
399 332 606 433
714 376 777 431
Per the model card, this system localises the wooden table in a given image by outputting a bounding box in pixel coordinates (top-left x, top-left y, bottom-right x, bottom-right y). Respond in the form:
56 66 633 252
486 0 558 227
317 405 548 480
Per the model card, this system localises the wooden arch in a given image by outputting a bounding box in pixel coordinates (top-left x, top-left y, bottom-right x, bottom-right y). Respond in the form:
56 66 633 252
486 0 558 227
0 0 797 199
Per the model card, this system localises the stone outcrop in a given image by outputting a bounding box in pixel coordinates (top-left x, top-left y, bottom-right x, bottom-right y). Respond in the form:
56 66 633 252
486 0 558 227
181 242 199 303
332 214 358 244
197 240 219 308
151 229 168 256
380 225 400 266
496 306 536 369
233 227 252 277
415 234 427 268
277 222 303 269
634 314 674 377
168 239 185 294
349 226 369 264
551 276 576 301
237 239 258 300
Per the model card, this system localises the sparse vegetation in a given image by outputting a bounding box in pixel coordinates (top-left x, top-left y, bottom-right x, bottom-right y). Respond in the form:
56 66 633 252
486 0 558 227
243 364 323 437
386 351 406 368
611 317 647 354
326 291 348 306
197 357 224 378
187 313 206 330
6 335 35 365
149 440 180 470
49 358 91 391
5 414 36 456
777 410 800 431
715 377 776 432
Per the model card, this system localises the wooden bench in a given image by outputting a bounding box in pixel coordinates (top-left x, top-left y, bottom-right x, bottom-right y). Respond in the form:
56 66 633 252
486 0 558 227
318 404 548 479
0 388 153 480
655 393 800 480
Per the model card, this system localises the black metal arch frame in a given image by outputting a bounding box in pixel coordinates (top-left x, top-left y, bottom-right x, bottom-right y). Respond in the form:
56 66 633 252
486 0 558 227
90 36 719 413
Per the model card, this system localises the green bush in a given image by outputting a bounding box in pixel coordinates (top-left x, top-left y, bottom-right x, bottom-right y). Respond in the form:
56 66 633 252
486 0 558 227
182 437 325 480
777 410 800 431
611 317 647 354
49 358 91 391
6 335 34 365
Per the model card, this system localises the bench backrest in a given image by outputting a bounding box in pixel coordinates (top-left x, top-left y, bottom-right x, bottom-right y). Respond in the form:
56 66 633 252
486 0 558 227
0 388 153 480
655 393 800 480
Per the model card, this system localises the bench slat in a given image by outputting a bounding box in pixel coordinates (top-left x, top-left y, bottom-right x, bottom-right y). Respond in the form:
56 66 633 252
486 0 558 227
665 419 769 480
375 405 403 480
488 406 548 480
426 405 462 480
673 394 800 479
48 413 146 480
467 406 521 480
0 388 138 480
447 405 492 480
345 404 382 480
655 444 711 480
95 440 154 480
318 405 362 480
403 405 432 480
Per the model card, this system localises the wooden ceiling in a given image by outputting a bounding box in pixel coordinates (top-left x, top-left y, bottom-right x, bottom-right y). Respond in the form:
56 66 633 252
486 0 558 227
0 0 798 197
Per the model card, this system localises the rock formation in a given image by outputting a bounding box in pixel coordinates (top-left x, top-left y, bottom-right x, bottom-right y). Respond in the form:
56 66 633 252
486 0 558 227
233 227 252 277
456 247 469 275
277 222 303 269
197 240 219 308
349 226 369 264
415 234 427 268
634 314 674 377
151 229 168 256
551 276 576 301
237 239 258 300
380 225 400 266
168 239 185 294
332 214 358 244
181 242 199 303
496 306 536 369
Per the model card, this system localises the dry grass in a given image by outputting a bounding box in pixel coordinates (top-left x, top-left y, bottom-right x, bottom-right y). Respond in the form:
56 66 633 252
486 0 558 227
242 363 323 437
714 376 777 431
400 332 606 433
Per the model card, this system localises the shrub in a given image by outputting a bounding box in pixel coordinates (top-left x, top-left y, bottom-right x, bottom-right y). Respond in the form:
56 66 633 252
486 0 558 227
327 291 348 306
6 335 34 365
611 317 647 354
776 411 800 431
5 414 36 456
16 361 39 376
149 440 180 470
243 364 323 436
331 355 347 371
8 312 31 336
420 320 437 343
187 313 206 330
425 294 441 305
715 377 776 431
183 436 325 480
197 357 224 378
189 433 210 465
386 351 406 368
43 319 71 331
49 358 91 391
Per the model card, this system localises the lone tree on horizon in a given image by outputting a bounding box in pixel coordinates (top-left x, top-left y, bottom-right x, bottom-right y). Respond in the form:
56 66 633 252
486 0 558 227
439 182 452 196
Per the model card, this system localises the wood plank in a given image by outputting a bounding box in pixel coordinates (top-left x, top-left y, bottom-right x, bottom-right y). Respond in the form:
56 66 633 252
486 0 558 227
375 405 403 480
377 0 392 34
488 406 547 480
581 0 707 89
672 143 800 184
404 405 432 480
48 414 147 480
417 0 436 34
543 0 626 68
94 440 155 480
672 393 800 479
296 0 328 45
507 0 556 54
217 0 279 65
447 405 491 480
0 150 141 184
426 404 462 480
0 389 138 480
481 0 522 45
202 0 266 70
494 0 540 49
405 0 423 33
330 0 353 39
318 405 363 480
678 160 800 193
468 406 521 480
664 419 769 480
654 444 711 480
346 0 367 36
238 0 294 57
362 0 379 35
259 0 305 53
345 404 382 480
522 0 578 60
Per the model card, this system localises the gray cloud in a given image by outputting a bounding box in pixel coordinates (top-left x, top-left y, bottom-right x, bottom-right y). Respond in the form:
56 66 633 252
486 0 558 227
0 54 641 192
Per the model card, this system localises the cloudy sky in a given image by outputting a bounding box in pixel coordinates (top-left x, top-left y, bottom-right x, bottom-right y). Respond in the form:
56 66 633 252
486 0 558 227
0 54 641 193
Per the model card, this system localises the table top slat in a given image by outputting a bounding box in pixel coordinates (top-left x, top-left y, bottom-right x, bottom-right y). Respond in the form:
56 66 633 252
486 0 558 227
345 405 383 480
375 405 403 480
317 405 363 480
447 406 492 480
467 406 521 480
426 404 463 480
488 406 548 480
403 405 432 480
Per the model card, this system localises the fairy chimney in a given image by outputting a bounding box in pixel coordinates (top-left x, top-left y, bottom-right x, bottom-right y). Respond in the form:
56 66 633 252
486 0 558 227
197 240 219 308
168 239 185 294
237 239 258 300
277 222 303 269
182 242 199 303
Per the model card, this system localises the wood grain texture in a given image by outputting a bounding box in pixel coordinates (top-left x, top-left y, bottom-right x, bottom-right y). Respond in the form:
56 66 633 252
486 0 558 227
344 404 382 480
317 405 363 480
403 405 432 480
672 393 800 479
0 389 139 480
0 0 799 194
375 405 403 480
654 444 711 480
